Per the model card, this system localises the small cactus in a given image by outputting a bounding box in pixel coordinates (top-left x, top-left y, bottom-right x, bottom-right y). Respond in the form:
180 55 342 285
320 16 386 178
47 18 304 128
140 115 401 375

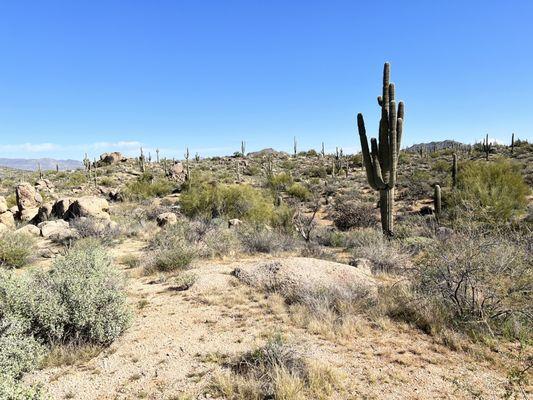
482 134 492 160
452 153 458 188
434 184 442 218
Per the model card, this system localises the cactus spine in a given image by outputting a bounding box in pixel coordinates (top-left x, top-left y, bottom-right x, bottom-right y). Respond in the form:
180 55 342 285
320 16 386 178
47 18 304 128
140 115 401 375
452 153 458 188
434 184 442 218
357 62 404 236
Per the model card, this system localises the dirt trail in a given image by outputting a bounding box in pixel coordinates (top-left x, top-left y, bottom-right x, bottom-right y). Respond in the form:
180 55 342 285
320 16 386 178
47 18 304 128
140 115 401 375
25 240 509 399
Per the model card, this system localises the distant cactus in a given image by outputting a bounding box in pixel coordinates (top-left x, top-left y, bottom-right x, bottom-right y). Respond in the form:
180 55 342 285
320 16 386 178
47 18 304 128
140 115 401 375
195 152 200 162
482 134 492 160
241 140 246 157
293 136 297 157
139 147 146 172
357 62 404 236
434 184 442 218
184 147 190 182
321 142 325 157
156 148 160 163
452 153 458 188
511 133 515 154
38 162 43 179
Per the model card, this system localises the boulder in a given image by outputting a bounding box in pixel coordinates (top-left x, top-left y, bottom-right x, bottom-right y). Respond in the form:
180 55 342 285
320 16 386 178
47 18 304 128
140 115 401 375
16 182 42 214
34 203 53 223
64 196 110 220
35 179 54 192
228 218 243 228
156 212 178 227
170 162 187 182
38 219 71 238
0 196 7 214
51 198 73 219
16 224 41 237
233 257 377 302
19 208 40 222
0 211 16 228
98 152 125 166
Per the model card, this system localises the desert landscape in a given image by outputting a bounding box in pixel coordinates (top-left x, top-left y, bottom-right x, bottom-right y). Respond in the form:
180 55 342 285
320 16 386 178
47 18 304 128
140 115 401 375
1 2 532 399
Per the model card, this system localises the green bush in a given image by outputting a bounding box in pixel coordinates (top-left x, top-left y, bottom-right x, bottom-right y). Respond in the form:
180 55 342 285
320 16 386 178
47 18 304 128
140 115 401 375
0 240 131 346
149 243 197 273
180 183 275 224
0 232 36 269
450 160 529 222
0 375 46 400
267 173 293 192
287 183 311 201
123 173 174 200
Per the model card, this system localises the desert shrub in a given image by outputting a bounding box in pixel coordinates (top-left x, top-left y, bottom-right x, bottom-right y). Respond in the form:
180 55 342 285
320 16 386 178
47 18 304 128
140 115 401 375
0 232 36 269
0 240 131 346
346 228 409 272
332 201 376 231
149 243 197 273
123 173 174 200
212 335 340 400
0 317 45 379
431 159 450 173
414 231 532 340
63 170 87 187
238 225 294 254
180 183 275 224
98 176 116 187
0 376 46 400
305 165 327 179
267 173 293 192
287 183 311 201
70 217 121 244
449 160 529 223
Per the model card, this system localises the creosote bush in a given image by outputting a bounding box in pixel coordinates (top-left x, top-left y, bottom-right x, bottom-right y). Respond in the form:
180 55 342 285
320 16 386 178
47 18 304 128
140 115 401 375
180 183 276 224
0 232 36 269
449 160 529 222
123 172 174 200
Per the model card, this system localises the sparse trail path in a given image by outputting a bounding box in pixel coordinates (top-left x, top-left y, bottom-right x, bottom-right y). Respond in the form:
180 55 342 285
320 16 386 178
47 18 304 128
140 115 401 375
25 239 508 399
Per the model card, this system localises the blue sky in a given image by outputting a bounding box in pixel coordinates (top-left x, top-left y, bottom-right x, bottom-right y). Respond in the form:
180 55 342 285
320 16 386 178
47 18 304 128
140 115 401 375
0 1 531 160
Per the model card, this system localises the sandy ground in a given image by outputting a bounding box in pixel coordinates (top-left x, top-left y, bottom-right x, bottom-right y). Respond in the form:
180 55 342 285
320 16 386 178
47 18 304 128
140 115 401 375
22 238 515 400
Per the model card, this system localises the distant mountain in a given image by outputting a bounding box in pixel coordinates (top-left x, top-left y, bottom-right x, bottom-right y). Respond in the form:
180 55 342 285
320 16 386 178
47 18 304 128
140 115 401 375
0 158 83 171
404 140 467 153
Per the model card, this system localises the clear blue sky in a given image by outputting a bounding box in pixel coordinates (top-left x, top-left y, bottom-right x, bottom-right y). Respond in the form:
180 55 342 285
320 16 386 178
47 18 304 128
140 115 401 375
0 1 531 160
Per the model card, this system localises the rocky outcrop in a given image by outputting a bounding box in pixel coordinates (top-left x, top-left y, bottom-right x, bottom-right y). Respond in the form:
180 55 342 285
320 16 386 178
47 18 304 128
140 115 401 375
51 198 73 219
64 196 110 220
156 212 178 227
16 182 43 221
233 257 377 302
98 152 125 166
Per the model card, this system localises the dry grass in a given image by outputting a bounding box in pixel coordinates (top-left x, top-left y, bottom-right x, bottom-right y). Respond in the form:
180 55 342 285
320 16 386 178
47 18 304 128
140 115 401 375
209 335 342 400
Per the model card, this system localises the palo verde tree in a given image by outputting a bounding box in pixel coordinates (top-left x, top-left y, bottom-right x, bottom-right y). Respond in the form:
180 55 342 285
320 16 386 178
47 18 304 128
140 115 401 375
357 62 404 236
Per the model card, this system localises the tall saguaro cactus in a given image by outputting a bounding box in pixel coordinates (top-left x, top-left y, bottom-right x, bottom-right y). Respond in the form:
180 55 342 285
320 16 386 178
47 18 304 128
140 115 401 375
357 62 404 236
